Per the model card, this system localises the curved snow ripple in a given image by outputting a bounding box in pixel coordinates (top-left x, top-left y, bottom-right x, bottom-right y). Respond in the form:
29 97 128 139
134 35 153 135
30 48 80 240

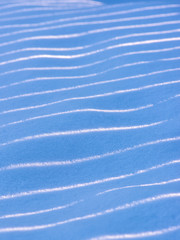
0 193 179 232
0 120 165 147
90 225 180 239
0 0 180 239
0 137 179 171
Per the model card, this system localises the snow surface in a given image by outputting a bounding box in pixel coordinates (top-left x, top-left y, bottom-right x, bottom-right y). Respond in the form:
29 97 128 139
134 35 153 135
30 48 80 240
0 0 180 239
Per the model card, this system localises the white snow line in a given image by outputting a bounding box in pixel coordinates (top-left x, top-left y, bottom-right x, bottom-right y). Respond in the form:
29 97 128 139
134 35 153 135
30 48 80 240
0 3 177 21
0 21 180 47
0 12 176 30
0 193 179 232
1 29 180 58
0 13 177 38
97 178 180 196
0 200 83 220
0 137 179 171
0 105 153 129
0 120 165 147
1 59 180 102
1 36 180 65
1 78 180 115
90 225 180 240
0 3 133 21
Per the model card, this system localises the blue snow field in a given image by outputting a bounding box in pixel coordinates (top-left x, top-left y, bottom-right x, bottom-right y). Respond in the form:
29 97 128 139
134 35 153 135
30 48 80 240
0 0 180 239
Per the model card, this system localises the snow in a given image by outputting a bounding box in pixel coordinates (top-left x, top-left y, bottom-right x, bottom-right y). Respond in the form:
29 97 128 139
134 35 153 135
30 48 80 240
0 0 180 239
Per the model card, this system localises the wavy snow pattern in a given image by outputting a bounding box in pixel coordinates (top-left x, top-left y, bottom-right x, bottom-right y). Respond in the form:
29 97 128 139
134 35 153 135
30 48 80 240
0 0 180 240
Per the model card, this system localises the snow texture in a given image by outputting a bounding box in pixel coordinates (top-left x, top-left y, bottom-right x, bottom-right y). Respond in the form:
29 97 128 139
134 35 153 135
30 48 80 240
0 0 180 239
